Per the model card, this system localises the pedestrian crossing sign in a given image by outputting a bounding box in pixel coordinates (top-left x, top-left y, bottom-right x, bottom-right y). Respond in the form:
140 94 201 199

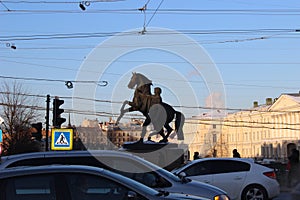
51 128 73 150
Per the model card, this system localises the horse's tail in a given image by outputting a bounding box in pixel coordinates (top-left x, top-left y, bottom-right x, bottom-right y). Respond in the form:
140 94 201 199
175 111 185 140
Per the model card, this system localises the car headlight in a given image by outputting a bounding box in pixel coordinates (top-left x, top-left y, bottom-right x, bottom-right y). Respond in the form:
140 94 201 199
214 194 230 200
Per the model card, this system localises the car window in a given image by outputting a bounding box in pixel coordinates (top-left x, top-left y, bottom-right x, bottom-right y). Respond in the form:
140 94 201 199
3 174 56 200
65 173 148 200
5 158 43 168
182 160 251 176
183 161 211 176
209 160 250 174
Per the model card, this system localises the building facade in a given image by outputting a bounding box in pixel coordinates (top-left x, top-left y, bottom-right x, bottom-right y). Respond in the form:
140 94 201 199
184 93 300 161
220 94 300 161
183 112 228 159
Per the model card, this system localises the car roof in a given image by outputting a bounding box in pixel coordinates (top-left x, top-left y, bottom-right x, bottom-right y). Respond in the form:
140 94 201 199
0 150 164 173
172 157 255 170
0 164 102 178
191 157 255 163
0 150 169 176
1 150 134 161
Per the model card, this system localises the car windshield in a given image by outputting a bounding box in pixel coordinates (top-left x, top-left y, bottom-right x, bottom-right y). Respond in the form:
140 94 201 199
156 168 182 182
103 169 161 196
131 155 182 182
171 163 188 174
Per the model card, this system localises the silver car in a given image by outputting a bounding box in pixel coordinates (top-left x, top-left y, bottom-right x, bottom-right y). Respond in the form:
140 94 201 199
0 164 208 200
0 150 229 200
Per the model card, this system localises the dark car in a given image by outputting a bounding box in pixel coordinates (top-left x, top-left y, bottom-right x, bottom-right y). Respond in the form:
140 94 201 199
0 164 209 200
0 150 229 200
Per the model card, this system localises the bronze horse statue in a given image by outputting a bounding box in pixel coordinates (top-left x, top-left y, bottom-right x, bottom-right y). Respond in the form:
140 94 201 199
116 72 185 143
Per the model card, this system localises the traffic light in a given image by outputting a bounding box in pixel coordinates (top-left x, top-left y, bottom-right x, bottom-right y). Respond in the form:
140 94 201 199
53 98 66 128
31 122 42 141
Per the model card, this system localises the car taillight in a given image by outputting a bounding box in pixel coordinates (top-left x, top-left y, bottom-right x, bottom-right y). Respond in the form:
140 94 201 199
263 171 276 179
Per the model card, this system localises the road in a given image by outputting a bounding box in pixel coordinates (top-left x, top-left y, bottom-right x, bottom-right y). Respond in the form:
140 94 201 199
274 192 292 200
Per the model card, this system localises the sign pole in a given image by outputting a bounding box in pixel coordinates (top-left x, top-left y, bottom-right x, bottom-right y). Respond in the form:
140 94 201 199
45 94 50 151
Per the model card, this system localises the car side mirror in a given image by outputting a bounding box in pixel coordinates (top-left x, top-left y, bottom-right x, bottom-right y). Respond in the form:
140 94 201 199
178 172 186 179
177 172 187 182
127 191 137 200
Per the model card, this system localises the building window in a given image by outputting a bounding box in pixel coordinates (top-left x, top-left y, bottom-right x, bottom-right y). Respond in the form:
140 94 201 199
213 134 217 143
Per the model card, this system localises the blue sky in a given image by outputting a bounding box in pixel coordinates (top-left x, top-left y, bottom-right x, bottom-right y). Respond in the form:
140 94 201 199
1 0 300 124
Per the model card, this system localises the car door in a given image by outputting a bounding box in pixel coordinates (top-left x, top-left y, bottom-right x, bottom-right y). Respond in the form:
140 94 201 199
209 160 249 200
64 172 149 200
180 161 213 185
0 173 63 200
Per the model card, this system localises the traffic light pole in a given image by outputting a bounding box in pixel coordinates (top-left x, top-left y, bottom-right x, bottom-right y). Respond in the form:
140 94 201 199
45 94 50 151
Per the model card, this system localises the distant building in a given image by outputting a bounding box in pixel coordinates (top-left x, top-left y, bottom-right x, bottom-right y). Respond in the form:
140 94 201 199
100 118 142 148
222 94 300 161
183 93 300 161
81 119 100 128
183 111 228 159
77 117 166 149
75 126 112 150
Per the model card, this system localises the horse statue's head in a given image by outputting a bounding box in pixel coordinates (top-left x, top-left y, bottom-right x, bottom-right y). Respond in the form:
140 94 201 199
128 72 152 89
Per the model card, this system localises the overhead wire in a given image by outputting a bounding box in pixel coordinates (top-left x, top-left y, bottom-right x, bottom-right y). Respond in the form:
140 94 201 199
0 75 108 87
1 99 300 131
0 0 10 11
1 0 123 3
1 7 300 15
0 29 297 42
138 0 150 33
1 91 300 115
2 90 300 131
1 64 300 92
1 72 300 91
3 55 300 65
145 0 164 27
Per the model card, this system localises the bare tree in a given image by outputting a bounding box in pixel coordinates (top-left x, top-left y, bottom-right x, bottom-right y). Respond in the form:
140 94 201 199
0 81 42 155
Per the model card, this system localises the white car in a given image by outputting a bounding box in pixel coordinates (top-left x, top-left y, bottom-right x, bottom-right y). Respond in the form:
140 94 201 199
172 157 280 200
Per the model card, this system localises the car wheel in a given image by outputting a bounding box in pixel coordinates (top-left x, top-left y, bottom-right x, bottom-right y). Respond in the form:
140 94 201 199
241 184 268 200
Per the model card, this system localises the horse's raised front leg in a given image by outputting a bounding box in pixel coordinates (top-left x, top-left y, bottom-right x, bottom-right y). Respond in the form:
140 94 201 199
116 100 129 124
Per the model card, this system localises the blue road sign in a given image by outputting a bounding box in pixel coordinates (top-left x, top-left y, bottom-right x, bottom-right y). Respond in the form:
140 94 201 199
51 128 73 150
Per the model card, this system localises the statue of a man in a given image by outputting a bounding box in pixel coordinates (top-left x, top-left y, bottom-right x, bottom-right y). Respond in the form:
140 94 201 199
138 87 162 115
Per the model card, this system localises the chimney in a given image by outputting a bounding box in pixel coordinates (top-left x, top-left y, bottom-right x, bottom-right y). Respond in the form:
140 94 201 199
266 98 273 105
253 101 258 108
